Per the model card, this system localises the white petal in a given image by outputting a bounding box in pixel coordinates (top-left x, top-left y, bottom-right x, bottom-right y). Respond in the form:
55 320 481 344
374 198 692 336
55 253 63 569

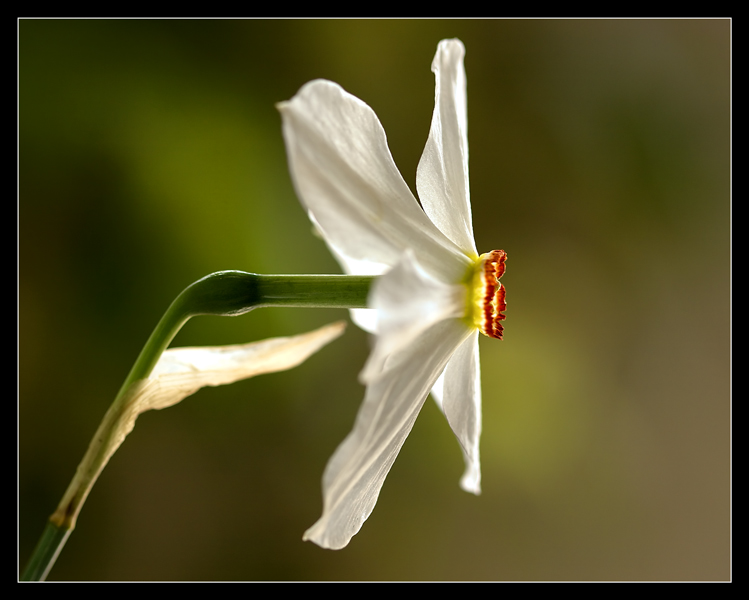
279 79 470 283
347 308 378 334
416 39 477 257
360 250 465 383
433 329 482 494
430 369 447 412
303 319 472 550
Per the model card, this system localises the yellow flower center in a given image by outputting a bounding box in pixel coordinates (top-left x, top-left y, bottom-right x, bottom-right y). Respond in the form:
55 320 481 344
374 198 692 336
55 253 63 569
470 250 507 340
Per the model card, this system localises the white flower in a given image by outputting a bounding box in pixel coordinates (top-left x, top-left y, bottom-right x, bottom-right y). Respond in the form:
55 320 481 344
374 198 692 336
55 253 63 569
279 39 506 549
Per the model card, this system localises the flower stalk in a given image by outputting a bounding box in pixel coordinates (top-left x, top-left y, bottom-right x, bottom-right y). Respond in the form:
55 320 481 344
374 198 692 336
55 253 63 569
21 271 373 581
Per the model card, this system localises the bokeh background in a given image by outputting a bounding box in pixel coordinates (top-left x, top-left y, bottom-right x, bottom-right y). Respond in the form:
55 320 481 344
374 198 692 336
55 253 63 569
19 19 730 581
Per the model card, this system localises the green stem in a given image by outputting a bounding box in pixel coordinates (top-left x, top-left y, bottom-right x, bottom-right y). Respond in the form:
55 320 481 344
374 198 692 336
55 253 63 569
117 272 372 398
20 522 72 582
21 271 373 581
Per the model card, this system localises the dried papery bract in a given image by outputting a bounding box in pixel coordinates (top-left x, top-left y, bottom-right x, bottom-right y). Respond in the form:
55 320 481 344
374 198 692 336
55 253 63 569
50 322 346 531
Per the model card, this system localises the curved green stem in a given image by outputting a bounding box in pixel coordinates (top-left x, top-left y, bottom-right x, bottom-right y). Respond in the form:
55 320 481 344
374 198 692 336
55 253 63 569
21 271 373 581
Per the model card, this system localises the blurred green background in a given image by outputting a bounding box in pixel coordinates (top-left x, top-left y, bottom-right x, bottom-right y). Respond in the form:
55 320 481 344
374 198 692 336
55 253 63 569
19 19 730 581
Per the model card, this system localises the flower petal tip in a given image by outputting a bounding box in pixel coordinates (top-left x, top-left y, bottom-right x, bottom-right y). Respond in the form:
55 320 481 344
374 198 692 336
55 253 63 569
436 38 465 59
302 523 352 551
460 476 482 496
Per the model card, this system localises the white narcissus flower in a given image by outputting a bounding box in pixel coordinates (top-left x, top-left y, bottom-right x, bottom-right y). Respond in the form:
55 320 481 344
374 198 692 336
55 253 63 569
279 39 507 549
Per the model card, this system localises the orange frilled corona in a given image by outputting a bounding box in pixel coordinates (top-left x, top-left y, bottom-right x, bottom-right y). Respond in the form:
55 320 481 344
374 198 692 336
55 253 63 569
471 250 507 340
